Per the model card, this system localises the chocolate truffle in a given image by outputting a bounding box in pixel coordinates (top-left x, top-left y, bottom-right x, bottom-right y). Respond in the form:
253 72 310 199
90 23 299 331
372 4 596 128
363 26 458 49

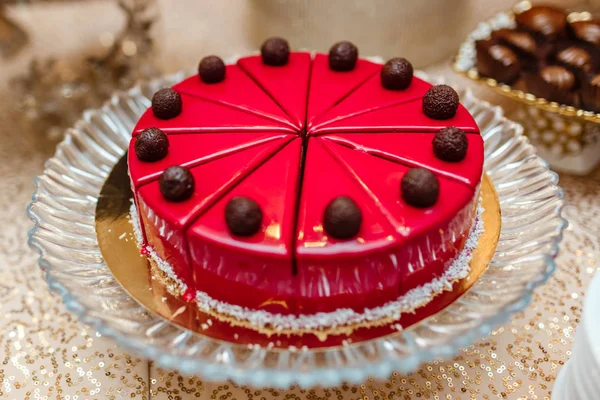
401 168 439 208
225 196 263 237
524 65 575 104
556 46 592 73
135 127 169 162
515 6 567 40
260 37 290 66
151 88 182 120
422 85 460 120
581 73 600 112
432 127 469 162
491 28 537 58
198 55 226 83
380 58 413 90
541 65 575 89
569 20 600 46
159 166 194 202
329 41 358 71
475 40 522 84
323 196 362 239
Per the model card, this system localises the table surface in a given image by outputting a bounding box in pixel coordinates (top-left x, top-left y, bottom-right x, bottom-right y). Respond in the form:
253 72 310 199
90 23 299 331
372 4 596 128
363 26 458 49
1 1 599 399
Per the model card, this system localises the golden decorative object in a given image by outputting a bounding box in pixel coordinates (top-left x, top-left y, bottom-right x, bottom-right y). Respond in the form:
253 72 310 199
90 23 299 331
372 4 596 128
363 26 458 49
453 0 600 174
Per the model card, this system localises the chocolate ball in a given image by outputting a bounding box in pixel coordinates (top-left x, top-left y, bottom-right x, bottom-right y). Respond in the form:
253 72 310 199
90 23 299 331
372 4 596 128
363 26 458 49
198 55 226 83
515 6 567 39
323 196 362 239
401 168 439 208
225 197 263 237
151 88 182 120
433 127 469 162
475 40 521 84
329 41 358 71
569 20 600 46
556 46 592 73
260 37 290 66
380 58 413 90
491 29 537 58
135 127 169 162
159 166 194 202
422 85 460 120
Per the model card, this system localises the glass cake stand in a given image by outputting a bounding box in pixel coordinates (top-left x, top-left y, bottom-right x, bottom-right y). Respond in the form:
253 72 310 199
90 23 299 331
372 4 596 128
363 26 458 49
27 70 567 388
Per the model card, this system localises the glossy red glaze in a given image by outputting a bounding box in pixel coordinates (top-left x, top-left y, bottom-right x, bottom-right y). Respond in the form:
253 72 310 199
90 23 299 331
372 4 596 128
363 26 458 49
173 65 297 131
310 98 479 134
128 51 484 318
306 54 380 130
187 139 301 313
238 52 311 131
133 93 295 135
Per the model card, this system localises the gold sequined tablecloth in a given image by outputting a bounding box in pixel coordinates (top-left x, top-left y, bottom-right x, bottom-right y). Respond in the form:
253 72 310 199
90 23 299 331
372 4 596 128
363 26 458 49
2 1 600 399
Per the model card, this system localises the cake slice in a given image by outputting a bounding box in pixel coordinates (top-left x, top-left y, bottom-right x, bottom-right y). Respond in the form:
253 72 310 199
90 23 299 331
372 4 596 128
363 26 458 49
322 132 484 187
306 53 380 130
323 141 478 292
311 97 479 134
293 137 401 314
133 93 295 135
135 137 291 298
128 132 289 188
187 139 302 313
238 52 312 131
173 65 297 130
309 74 433 132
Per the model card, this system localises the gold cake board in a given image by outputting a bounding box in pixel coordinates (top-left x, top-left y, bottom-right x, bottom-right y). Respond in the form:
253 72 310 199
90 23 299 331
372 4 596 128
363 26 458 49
96 157 501 347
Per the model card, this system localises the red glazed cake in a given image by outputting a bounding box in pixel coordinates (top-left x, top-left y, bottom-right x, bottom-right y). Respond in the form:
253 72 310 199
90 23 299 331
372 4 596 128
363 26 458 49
128 39 484 331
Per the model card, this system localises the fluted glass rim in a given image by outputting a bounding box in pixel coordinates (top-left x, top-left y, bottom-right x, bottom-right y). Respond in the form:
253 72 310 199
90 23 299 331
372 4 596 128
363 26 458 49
27 69 567 388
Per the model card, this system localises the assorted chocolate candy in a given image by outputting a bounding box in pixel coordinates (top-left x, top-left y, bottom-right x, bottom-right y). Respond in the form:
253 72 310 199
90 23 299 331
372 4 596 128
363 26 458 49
475 5 600 111
515 6 567 40
476 41 521 84
491 28 538 59
581 73 600 112
524 65 576 105
570 20 600 46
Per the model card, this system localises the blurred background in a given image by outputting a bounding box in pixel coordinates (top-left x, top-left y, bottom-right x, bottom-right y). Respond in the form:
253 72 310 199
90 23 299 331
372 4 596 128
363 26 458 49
1 0 594 149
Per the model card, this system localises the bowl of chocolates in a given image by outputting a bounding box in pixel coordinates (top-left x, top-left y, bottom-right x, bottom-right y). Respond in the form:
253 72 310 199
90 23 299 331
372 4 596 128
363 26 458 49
454 1 600 175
